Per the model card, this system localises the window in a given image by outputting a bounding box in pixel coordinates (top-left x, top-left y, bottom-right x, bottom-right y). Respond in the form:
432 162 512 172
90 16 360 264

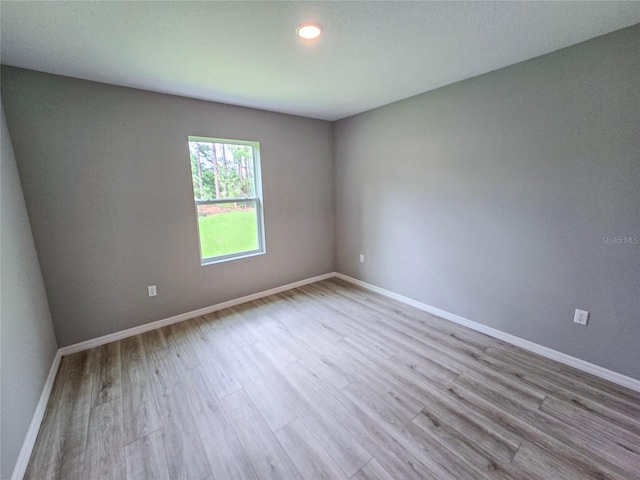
187 136 265 264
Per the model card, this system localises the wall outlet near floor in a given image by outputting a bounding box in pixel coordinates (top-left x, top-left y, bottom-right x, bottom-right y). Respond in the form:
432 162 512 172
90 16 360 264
573 309 588 325
359 254 365 263
148 285 157 297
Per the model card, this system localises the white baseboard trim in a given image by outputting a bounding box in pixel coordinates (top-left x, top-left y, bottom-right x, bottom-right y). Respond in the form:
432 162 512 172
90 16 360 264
335 273 640 393
12 270 639 478
59 272 336 356
11 350 62 480
13 273 335 478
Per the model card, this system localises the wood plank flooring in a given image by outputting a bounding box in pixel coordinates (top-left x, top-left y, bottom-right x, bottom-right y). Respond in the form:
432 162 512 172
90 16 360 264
25 278 640 479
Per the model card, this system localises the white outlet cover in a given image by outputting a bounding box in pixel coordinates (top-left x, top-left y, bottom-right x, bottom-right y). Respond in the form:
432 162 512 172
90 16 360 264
359 254 365 263
148 285 157 297
573 309 588 325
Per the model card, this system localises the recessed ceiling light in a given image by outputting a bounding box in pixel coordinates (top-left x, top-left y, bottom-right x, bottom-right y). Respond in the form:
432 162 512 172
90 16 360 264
297 23 322 40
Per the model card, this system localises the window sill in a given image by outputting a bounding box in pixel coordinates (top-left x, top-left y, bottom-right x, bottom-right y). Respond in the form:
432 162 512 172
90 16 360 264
200 249 265 266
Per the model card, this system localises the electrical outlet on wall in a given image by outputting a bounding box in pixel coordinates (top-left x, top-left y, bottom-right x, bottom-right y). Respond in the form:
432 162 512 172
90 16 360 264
573 309 588 326
359 254 365 263
148 285 157 297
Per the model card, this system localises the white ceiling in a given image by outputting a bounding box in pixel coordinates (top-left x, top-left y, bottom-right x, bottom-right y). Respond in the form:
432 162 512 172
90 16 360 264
2 1 640 121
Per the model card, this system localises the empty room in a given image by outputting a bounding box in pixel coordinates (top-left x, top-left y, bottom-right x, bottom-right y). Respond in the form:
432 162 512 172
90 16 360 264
1 1 639 479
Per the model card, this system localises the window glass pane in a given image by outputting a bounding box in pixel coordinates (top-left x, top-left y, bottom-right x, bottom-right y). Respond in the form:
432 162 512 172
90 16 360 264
189 141 255 200
197 201 259 259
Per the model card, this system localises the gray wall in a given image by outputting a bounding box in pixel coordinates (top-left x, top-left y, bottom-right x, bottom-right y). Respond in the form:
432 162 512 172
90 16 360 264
1 101 59 479
1 68 335 347
334 25 640 380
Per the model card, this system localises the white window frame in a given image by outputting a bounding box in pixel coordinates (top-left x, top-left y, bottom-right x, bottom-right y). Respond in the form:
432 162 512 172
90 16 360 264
188 136 266 265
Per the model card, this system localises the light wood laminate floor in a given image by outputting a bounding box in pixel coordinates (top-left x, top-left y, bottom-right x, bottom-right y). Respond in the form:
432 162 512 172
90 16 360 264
25 279 640 479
